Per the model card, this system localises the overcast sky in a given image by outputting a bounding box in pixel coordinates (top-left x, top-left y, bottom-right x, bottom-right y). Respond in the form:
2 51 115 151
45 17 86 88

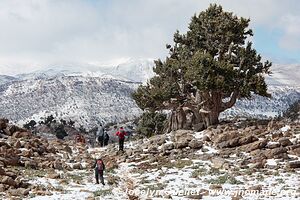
0 0 299 75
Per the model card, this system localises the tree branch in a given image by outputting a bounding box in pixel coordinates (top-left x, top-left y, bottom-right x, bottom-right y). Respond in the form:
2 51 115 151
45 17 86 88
221 90 239 111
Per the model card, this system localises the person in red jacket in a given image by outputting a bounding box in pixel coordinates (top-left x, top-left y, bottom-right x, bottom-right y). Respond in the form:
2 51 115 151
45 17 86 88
115 127 126 151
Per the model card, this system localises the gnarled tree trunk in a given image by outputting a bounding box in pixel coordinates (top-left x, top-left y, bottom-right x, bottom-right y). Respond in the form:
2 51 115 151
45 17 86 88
167 106 187 132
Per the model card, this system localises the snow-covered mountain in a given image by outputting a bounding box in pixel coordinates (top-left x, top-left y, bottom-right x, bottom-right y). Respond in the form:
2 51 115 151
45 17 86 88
0 75 142 129
0 58 156 128
221 64 300 119
0 75 19 85
14 58 155 83
0 60 299 128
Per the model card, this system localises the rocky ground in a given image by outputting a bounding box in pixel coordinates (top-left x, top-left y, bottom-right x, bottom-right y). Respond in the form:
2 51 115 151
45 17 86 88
0 118 300 199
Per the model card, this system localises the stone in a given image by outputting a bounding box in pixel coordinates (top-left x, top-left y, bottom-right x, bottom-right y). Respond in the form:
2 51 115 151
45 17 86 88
214 131 239 144
264 147 287 159
278 137 293 147
72 163 82 170
241 139 268 152
248 185 262 191
193 123 205 132
0 176 18 187
211 157 227 169
266 142 280 149
188 140 203 149
202 135 211 142
0 184 5 192
288 161 300 168
47 173 61 179
12 131 32 138
8 188 30 196
173 130 194 142
24 160 38 169
175 139 189 149
14 140 22 148
162 143 174 151
53 160 63 170
209 184 222 190
0 156 20 166
63 145 72 154
0 167 6 176
0 141 11 148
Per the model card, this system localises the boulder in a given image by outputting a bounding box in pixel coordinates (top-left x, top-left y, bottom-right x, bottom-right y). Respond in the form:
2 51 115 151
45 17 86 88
214 131 239 144
0 157 20 166
278 137 293 147
47 172 61 179
193 123 205 132
0 184 5 192
0 176 18 187
248 185 263 191
264 147 287 159
14 140 22 148
24 160 38 169
63 145 72 154
0 141 11 148
211 157 227 169
12 131 32 138
240 139 268 152
53 160 63 170
173 130 194 142
266 142 280 149
188 140 203 149
288 161 300 168
8 188 30 196
175 139 189 149
162 143 175 151
72 163 82 170
0 167 6 176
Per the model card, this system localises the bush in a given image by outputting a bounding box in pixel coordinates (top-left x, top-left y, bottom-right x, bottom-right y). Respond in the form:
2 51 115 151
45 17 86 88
23 120 37 130
136 112 167 137
55 124 68 139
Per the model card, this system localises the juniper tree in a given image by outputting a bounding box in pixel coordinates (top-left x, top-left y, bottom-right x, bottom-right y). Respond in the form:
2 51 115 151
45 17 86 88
133 4 271 131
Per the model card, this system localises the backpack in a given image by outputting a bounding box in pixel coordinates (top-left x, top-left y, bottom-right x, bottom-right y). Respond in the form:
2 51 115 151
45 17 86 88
96 159 104 171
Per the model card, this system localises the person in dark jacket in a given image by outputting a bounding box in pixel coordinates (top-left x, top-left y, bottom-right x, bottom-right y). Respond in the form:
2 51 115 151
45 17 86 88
115 127 126 151
93 158 105 185
103 131 110 146
96 125 105 147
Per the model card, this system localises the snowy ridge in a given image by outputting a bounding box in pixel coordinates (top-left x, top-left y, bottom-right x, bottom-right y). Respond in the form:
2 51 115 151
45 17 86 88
0 75 142 128
0 60 299 128
221 85 300 119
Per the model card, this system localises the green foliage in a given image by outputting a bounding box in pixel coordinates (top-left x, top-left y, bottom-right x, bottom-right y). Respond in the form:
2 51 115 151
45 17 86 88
133 4 271 127
55 124 68 139
23 120 37 130
206 174 243 185
44 115 55 126
136 112 167 137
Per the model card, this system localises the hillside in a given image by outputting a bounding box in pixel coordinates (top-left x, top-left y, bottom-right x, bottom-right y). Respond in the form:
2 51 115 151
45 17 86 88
0 117 300 199
0 61 299 129
0 76 141 129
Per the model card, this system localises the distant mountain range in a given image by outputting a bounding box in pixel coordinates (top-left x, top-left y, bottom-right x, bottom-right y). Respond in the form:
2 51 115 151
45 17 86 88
0 60 299 128
0 58 155 128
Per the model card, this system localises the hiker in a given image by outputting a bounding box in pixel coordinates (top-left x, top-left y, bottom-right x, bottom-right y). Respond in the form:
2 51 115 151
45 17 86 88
75 134 86 144
93 158 105 185
103 131 110 146
115 127 127 151
96 124 104 147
